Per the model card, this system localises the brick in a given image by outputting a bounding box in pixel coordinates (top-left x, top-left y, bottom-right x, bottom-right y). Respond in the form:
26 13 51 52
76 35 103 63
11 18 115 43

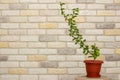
0 68 8 74
105 29 120 35
40 61 58 68
20 62 39 67
39 0 56 3
68 4 86 9
59 62 78 68
67 42 79 48
39 35 57 42
9 29 27 35
1 0 19 3
116 23 120 28
106 4 120 10
77 0 94 3
59 75 76 80
105 55 120 61
83 36 96 41
116 49 120 54
28 29 45 35
0 12 2 16
59 36 72 41
79 10 96 16
1 23 19 28
28 55 47 61
2 10 19 16
28 42 46 48
20 36 39 41
97 36 114 42
39 75 58 80
8 68 27 74
20 23 39 28
106 17 120 22
97 10 115 16
29 68 47 74
95 0 113 3
29 4 47 9
74 17 85 22
68 68 85 74
48 4 61 9
85 30 103 35
0 49 18 54
29 16 46 22
20 0 38 3
48 42 66 48
48 55 65 61
9 42 27 48
79 62 85 67
47 29 65 34
21 10 39 16
0 4 9 9
0 62 19 67
87 4 105 9
117 61 120 67
87 17 104 22
67 55 85 61
96 23 115 29
0 75 19 80
117 11 120 15
9 17 27 22
8 55 27 61
58 49 76 55
100 49 114 54
116 36 120 41
77 23 96 29
40 22 57 29
115 0 120 3
19 49 38 54
40 10 59 16
20 75 38 80
58 23 69 28
86 42 104 48
105 42 120 48
106 68 120 73
47 17 64 22
48 68 67 74
0 16 9 23
102 61 116 68
0 55 8 61
39 49 57 54
0 42 8 48
10 4 27 10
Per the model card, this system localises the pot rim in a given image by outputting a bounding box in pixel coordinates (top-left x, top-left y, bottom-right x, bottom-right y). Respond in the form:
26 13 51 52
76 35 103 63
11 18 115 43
84 60 103 64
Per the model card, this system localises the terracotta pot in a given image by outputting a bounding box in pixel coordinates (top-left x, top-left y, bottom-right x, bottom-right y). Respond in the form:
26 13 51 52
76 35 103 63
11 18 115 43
84 60 103 78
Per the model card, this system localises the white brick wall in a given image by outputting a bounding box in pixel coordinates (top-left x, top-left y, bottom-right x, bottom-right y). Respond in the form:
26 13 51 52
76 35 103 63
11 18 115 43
0 0 120 80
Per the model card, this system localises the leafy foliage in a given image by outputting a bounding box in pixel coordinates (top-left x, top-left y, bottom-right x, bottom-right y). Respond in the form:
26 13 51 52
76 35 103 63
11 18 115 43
60 2 100 60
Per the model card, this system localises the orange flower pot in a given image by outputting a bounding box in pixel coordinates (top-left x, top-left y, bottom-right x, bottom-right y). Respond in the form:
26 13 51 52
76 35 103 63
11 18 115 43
84 60 103 78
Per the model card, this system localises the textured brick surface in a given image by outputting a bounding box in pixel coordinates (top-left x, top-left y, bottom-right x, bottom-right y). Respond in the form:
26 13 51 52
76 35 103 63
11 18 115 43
0 0 120 80
8 68 27 74
40 61 58 68
48 68 67 74
28 55 47 61
96 23 115 29
58 49 76 55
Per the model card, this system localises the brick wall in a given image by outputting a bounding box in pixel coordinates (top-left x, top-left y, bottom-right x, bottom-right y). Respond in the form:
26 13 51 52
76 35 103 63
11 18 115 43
0 0 120 80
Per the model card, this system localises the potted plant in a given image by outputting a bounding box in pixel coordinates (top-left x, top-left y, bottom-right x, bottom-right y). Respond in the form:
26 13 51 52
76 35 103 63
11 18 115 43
60 2 103 78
